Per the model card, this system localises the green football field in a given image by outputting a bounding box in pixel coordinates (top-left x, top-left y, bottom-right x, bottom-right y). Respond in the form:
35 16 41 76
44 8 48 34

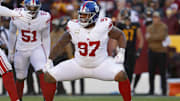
0 96 180 101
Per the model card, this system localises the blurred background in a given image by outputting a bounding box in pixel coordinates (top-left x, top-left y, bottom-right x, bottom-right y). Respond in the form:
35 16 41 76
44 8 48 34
0 0 180 97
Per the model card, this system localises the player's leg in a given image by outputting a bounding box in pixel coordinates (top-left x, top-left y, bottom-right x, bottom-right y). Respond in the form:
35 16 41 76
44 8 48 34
0 50 19 101
44 59 84 83
124 53 136 83
116 71 131 101
14 50 30 99
30 46 56 101
93 57 131 101
128 53 136 83
132 74 141 93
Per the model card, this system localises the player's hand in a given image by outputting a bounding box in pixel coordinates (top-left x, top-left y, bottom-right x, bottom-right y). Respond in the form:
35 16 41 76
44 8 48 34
136 48 142 59
114 48 125 64
17 11 32 22
43 59 54 73
8 52 14 63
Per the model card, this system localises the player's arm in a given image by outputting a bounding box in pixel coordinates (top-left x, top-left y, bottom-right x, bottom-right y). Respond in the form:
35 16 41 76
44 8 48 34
0 5 32 22
0 5 20 17
146 25 168 41
44 32 72 83
108 26 127 48
0 31 8 50
65 43 74 59
108 26 127 64
136 28 144 58
8 20 17 62
49 31 72 60
42 23 51 57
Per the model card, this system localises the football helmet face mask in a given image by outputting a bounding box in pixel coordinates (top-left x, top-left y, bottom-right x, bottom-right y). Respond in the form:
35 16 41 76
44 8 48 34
24 0 41 18
78 1 100 27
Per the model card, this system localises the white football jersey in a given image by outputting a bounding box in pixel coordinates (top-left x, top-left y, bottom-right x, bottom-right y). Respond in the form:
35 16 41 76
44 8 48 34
10 8 51 51
67 17 113 68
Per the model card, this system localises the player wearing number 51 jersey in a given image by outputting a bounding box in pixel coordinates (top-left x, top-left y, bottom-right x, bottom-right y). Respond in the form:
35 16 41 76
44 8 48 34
9 8 50 52
44 1 132 101
0 0 32 101
8 0 56 101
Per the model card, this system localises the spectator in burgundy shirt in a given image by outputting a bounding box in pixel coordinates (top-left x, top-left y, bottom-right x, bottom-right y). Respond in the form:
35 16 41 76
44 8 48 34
162 6 180 35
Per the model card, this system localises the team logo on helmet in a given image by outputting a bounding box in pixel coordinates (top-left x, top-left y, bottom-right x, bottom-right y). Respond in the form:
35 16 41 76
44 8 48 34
78 1 100 27
24 0 41 18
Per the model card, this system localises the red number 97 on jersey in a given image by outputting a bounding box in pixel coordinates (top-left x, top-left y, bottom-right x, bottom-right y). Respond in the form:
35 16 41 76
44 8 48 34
78 41 100 56
21 30 37 42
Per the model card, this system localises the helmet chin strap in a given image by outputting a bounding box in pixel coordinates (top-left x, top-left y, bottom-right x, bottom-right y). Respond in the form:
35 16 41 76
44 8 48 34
31 11 38 18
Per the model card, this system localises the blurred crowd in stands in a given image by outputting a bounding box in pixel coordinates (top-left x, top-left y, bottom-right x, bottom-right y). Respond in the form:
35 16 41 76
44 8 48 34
1 0 180 96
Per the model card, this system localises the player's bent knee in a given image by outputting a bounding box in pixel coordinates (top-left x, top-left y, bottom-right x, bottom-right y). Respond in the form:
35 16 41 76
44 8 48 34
44 72 56 83
16 72 27 80
114 71 128 81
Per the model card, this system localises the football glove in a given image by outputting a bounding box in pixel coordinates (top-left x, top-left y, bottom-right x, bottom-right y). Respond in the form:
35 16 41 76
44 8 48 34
136 48 142 59
8 51 14 63
16 10 32 22
43 59 54 73
114 47 125 64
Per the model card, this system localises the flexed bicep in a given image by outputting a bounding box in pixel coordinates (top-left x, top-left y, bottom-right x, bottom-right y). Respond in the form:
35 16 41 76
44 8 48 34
50 31 72 60
108 26 127 48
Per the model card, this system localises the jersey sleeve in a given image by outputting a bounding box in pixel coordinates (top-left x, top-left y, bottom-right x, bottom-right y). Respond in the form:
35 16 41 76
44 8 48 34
8 20 17 53
66 20 76 35
41 22 51 57
66 21 71 33
39 11 51 57
66 20 78 43
0 6 20 17
40 11 51 29
99 17 113 32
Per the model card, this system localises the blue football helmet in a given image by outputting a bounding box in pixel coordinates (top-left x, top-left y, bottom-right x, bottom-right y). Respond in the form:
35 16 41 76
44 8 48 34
78 1 100 27
24 0 41 18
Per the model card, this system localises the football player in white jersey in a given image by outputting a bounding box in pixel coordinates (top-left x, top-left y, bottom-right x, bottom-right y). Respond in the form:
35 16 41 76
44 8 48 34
44 1 132 101
0 0 32 101
8 0 56 101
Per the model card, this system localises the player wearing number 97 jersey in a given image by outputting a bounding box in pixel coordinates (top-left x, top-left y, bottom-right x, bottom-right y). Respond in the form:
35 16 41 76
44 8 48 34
44 1 132 101
8 0 56 101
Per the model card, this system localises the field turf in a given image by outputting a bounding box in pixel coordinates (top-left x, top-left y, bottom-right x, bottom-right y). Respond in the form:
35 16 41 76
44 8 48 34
0 95 180 101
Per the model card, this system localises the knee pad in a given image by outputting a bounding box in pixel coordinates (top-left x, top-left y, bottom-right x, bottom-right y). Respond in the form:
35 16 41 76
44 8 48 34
15 70 27 80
